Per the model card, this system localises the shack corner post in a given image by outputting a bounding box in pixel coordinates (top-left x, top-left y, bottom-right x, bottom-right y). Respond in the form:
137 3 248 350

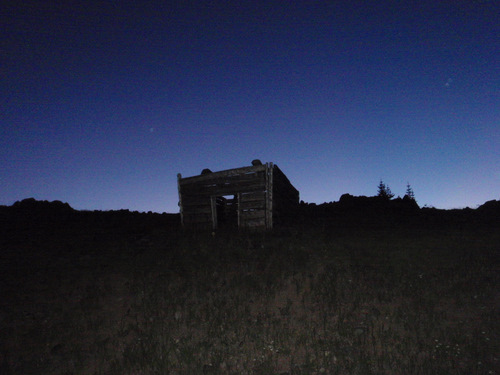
177 173 184 227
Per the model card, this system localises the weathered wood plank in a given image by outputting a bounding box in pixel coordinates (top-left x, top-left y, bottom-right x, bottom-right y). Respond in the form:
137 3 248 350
180 178 266 194
179 164 267 184
181 176 265 188
181 182 266 196
240 193 266 202
240 209 266 220
193 172 265 187
239 200 266 210
240 191 266 199
240 217 267 227
239 195 266 205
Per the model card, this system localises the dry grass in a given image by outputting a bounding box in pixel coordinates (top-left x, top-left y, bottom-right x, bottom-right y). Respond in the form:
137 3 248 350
0 222 498 374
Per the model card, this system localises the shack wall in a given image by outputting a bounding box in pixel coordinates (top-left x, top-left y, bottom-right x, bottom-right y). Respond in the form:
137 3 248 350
178 164 270 229
272 165 299 224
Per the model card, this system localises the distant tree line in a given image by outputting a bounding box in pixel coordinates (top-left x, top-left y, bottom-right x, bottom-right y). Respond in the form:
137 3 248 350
377 180 416 203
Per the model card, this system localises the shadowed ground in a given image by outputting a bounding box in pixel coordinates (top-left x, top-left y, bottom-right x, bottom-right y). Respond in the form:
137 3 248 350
0 200 498 374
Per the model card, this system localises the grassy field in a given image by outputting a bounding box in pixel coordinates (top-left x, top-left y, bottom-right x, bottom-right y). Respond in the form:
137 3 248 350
0 211 498 374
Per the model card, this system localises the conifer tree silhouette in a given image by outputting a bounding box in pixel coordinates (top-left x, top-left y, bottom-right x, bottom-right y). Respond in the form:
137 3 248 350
405 182 416 201
377 180 394 200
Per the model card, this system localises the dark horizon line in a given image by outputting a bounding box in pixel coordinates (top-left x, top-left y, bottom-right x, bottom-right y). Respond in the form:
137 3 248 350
2 196 499 215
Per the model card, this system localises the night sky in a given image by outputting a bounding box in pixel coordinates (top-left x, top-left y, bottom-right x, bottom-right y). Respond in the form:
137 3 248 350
2 1 499 213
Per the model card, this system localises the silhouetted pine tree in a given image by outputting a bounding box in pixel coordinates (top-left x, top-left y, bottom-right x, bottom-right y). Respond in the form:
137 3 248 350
377 180 394 200
405 182 416 201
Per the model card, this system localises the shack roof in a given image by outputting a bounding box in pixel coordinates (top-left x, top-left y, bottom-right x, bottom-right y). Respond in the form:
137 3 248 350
178 163 268 184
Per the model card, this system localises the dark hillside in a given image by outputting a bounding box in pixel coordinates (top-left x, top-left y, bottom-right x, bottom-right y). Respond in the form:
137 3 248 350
0 198 180 275
0 198 498 374
295 195 499 232
0 198 179 240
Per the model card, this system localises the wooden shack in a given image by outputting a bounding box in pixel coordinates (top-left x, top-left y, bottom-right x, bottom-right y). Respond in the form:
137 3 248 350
177 160 299 230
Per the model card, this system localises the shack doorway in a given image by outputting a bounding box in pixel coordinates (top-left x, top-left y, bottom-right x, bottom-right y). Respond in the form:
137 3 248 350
214 194 239 229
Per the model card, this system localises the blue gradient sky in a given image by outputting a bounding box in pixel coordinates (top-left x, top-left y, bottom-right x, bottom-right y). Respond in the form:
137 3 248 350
2 1 499 213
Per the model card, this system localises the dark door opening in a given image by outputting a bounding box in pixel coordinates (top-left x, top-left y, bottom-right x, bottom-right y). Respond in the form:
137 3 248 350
215 194 239 228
